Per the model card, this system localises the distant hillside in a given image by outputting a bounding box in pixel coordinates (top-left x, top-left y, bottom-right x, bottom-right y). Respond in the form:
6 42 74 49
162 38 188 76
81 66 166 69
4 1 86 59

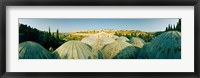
61 29 164 42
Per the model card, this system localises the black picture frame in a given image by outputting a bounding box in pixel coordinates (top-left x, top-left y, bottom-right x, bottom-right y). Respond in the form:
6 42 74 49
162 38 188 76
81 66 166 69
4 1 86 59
0 0 200 78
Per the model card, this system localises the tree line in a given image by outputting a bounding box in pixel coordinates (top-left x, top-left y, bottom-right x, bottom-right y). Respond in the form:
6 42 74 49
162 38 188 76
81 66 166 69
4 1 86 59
165 19 181 32
19 24 65 51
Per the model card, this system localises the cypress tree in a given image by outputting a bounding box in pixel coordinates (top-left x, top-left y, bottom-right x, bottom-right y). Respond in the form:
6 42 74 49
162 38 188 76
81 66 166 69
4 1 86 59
56 29 59 40
168 25 170 30
177 19 181 32
165 27 168 31
173 24 176 30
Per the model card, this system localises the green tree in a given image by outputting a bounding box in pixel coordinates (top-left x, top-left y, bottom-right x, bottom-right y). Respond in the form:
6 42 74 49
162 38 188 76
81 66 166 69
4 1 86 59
48 27 51 42
56 29 59 40
170 24 173 30
125 34 132 40
168 24 171 31
173 24 176 30
165 27 168 31
176 19 181 32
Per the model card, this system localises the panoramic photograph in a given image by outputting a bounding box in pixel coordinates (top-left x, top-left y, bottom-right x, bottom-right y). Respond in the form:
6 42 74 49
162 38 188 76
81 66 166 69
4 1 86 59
19 18 181 59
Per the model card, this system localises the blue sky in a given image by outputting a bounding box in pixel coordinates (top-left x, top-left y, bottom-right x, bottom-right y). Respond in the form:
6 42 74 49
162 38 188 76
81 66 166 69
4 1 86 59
19 18 179 32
